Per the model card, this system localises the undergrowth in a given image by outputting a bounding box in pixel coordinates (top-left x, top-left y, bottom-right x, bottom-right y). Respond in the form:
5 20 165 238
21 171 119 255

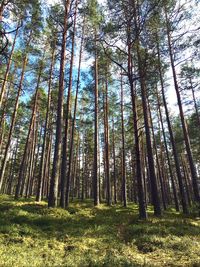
0 195 199 267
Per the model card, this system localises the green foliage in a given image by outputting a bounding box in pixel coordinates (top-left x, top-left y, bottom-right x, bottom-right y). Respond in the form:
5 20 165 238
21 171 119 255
0 195 199 266
85 0 103 28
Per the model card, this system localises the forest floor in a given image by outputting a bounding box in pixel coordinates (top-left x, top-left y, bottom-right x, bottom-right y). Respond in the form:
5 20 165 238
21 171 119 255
0 195 199 267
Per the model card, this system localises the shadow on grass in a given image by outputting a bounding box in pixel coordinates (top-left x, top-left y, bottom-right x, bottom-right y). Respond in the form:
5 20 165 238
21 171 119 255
0 195 199 249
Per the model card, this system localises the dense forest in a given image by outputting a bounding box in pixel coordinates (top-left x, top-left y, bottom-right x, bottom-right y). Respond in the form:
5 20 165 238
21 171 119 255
0 0 200 266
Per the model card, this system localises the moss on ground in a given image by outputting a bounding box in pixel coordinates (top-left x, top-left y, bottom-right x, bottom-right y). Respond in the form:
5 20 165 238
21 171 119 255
0 195 199 267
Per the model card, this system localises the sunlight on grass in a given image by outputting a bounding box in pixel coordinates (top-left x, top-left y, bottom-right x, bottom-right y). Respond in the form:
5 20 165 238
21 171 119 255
0 195 199 266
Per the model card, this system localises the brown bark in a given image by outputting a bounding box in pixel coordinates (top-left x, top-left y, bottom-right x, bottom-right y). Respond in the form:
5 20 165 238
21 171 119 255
63 8 83 207
165 7 200 203
156 37 188 214
112 117 117 204
0 55 28 190
36 43 55 202
147 99 167 210
127 20 147 219
93 31 100 206
156 87 179 211
136 46 161 216
15 60 43 199
120 74 127 207
190 80 200 128
48 0 71 208
0 22 19 108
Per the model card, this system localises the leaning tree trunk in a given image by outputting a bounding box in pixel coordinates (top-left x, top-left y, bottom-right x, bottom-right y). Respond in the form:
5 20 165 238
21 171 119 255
165 8 200 204
0 55 28 191
15 61 43 199
156 38 188 214
0 23 19 108
156 87 179 211
190 79 200 128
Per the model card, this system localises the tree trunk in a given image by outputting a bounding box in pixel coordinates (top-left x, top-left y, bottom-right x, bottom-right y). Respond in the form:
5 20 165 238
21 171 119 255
165 8 200 204
64 9 83 207
157 38 188 214
48 0 71 208
0 23 19 108
148 98 167 210
156 89 179 210
120 74 127 207
112 117 117 204
15 61 42 199
137 48 161 216
93 31 100 206
127 20 147 218
190 79 200 128
0 55 28 190
36 44 55 202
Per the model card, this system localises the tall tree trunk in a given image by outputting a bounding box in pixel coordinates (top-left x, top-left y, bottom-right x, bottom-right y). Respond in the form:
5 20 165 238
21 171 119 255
104 71 111 206
120 74 127 207
24 121 37 197
148 99 167 210
165 8 200 204
0 55 28 190
156 88 179 211
64 9 83 207
112 117 117 204
127 19 147 218
157 38 188 214
136 47 161 216
48 0 71 208
93 31 100 206
15 61 43 199
36 44 55 202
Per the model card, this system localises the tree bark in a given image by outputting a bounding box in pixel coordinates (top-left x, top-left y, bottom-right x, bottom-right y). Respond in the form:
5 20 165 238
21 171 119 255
0 55 28 190
15 61 43 199
156 87 179 211
93 31 100 206
164 7 200 203
36 43 55 202
48 0 71 208
120 74 127 207
157 38 188 214
0 22 19 108
64 8 83 207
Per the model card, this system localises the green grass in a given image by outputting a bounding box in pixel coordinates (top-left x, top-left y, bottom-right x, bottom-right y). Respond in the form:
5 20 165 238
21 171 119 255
0 195 199 267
